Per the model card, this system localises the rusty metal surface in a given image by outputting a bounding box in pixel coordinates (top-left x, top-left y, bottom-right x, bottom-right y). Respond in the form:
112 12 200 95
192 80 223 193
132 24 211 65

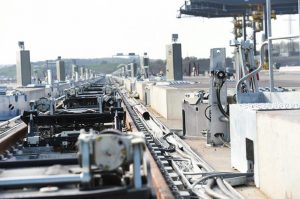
125 105 174 199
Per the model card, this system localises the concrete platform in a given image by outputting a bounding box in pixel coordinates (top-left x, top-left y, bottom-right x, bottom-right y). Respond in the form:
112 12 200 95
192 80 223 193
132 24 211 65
154 103 300 199
147 100 270 199
184 138 268 199
157 117 268 199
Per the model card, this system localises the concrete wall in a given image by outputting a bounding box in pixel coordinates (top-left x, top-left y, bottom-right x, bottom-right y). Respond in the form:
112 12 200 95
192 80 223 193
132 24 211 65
150 85 168 118
150 85 200 120
124 79 135 93
231 103 300 198
19 88 47 102
136 81 146 101
230 104 259 181
0 87 55 120
0 95 27 120
257 110 300 199
136 81 154 101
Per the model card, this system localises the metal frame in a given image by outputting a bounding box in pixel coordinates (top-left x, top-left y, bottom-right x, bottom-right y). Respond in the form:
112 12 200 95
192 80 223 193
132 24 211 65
178 0 298 18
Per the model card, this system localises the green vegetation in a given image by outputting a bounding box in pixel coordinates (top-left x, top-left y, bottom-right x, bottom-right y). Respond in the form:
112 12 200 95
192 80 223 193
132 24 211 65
88 63 119 74
0 56 235 78
0 65 16 78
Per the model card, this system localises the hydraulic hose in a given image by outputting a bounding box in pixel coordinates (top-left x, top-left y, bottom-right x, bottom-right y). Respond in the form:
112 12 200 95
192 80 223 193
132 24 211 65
204 179 231 199
216 81 229 118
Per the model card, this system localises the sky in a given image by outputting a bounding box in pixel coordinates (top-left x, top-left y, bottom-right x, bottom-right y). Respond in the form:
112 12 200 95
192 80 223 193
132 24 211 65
0 0 298 64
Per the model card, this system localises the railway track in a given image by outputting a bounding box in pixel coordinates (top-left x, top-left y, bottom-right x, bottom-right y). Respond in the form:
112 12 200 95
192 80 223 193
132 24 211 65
0 116 23 139
0 78 252 199
115 81 252 199
0 95 66 156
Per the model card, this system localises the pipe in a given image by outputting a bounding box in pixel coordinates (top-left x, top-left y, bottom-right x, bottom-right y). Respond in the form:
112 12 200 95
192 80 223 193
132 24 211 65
171 160 211 199
55 95 65 101
223 180 245 199
204 179 230 199
0 115 21 128
216 178 239 199
192 173 254 188
134 105 150 120
269 35 299 41
133 144 142 189
0 174 81 187
242 14 247 41
236 41 267 102
236 34 300 101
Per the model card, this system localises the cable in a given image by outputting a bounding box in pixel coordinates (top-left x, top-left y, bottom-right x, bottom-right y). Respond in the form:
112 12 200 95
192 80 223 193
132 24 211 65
204 179 230 199
204 105 211 121
216 135 231 148
157 132 176 152
216 81 229 118
192 172 254 187
192 173 253 198
216 178 239 199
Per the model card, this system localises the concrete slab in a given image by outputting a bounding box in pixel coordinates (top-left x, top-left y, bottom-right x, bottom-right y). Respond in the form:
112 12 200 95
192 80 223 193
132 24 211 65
184 138 235 172
148 107 182 130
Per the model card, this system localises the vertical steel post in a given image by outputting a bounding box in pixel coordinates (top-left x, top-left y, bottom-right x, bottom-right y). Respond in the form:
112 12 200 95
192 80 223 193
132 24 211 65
133 144 142 189
266 0 274 91
253 23 257 55
299 0 300 57
243 14 247 41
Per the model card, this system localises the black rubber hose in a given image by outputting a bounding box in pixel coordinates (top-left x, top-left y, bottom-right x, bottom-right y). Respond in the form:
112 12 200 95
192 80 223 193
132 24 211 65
204 105 211 121
216 81 229 118
159 132 176 152
194 172 254 185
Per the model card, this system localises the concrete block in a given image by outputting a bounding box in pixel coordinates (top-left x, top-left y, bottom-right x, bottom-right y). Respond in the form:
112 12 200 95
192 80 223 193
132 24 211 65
238 91 300 104
150 85 168 118
256 110 300 199
230 103 300 192
124 79 135 93
136 81 148 101
150 85 200 120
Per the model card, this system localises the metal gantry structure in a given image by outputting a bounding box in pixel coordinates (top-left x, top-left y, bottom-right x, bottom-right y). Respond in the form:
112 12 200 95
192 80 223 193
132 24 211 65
178 0 300 92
